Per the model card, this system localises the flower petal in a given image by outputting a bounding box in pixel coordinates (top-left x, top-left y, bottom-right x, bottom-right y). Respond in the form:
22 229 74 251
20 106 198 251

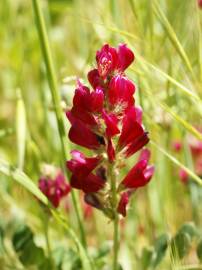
124 132 149 157
88 69 103 89
117 44 135 71
121 159 148 189
108 75 135 110
117 192 129 217
102 110 120 138
71 173 104 193
90 87 104 113
144 165 155 182
66 150 101 178
96 44 118 78
68 119 101 150
118 107 144 148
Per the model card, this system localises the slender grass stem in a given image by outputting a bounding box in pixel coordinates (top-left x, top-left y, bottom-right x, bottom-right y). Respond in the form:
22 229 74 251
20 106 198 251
43 216 51 259
31 0 86 248
109 163 119 270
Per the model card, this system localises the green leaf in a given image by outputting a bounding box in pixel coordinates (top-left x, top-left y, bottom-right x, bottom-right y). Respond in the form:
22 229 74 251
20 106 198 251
179 223 199 239
19 241 44 266
197 238 202 262
12 225 45 266
152 233 169 268
141 246 154 270
171 232 191 259
12 225 33 253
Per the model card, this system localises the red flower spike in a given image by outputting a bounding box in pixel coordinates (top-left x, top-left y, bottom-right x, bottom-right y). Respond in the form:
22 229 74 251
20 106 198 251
102 110 120 138
117 192 129 217
117 44 135 71
96 44 118 78
198 0 202 8
66 150 101 178
66 43 154 218
108 75 135 110
68 119 101 150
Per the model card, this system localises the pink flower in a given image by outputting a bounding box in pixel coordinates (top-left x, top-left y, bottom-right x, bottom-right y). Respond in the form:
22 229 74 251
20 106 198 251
172 140 182 152
39 170 71 208
179 169 189 184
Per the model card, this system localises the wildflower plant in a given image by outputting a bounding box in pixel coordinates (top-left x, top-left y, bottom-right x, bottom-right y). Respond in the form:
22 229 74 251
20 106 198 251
66 44 154 268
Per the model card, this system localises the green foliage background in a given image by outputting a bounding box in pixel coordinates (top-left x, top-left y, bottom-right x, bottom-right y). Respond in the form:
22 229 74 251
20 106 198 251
0 0 202 269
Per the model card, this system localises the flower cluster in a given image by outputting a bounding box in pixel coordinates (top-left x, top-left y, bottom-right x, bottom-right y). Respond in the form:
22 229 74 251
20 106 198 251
66 44 154 218
38 166 71 208
173 131 202 184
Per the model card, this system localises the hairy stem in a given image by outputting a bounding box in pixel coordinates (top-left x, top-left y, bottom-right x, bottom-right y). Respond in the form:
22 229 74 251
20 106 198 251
31 0 86 248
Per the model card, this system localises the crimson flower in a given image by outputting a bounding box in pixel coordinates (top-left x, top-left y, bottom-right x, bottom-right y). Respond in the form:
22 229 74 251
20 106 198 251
198 0 202 8
39 169 71 208
66 43 154 218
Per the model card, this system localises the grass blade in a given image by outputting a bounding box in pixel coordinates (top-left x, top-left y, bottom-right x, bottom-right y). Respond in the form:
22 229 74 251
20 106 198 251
150 141 202 186
143 88 202 141
0 158 48 204
16 89 26 170
153 1 194 77
32 0 86 247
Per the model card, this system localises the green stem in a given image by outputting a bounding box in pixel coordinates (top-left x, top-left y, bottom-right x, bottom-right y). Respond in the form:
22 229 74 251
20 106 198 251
43 217 51 259
109 163 119 270
31 0 86 248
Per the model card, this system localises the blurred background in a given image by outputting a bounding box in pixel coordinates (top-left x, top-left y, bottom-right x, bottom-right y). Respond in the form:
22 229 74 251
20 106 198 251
0 0 202 269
